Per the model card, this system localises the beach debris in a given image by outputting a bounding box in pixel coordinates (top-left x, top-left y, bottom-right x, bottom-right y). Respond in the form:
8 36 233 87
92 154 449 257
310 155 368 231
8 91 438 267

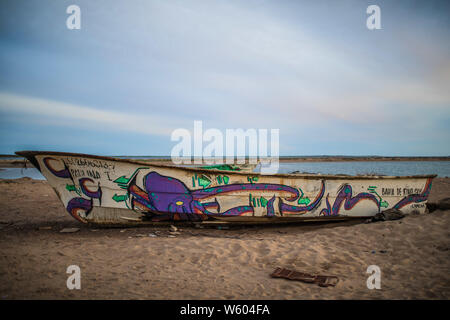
371 250 388 254
289 171 315 175
168 235 176 238
169 225 178 232
38 226 52 230
270 267 339 287
435 244 449 251
59 227 80 233
169 231 181 236
133 233 160 238
426 202 437 212
427 198 450 212
120 216 143 222
194 223 204 229
369 208 405 223
320 262 331 271
0 222 14 230
438 198 450 210
216 225 230 230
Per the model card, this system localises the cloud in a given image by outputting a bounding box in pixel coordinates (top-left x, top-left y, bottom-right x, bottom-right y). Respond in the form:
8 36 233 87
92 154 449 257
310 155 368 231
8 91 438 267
0 0 449 156
0 92 183 136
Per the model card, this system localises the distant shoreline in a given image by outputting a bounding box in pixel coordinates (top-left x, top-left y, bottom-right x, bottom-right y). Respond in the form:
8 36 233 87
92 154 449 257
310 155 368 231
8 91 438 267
1 155 450 168
277 156 450 162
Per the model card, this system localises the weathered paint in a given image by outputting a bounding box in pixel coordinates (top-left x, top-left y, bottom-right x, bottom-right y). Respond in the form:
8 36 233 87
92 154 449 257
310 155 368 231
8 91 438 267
16 151 436 225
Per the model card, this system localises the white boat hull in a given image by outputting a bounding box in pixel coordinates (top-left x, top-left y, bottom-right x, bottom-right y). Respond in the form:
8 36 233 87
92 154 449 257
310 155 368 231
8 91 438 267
16 151 435 225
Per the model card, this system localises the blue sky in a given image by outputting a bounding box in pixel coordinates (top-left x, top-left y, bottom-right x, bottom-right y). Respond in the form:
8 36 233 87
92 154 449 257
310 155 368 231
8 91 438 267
0 0 449 156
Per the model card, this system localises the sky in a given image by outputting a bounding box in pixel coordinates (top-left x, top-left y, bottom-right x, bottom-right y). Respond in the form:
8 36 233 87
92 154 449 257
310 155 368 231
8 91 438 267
0 0 449 156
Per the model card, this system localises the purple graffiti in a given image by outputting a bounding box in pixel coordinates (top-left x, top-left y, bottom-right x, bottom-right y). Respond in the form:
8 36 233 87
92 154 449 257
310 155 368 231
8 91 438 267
43 157 100 223
43 157 71 178
66 197 93 223
393 178 432 209
79 178 102 200
320 184 380 216
193 183 299 201
267 196 276 216
127 171 306 221
280 181 325 215
66 178 102 223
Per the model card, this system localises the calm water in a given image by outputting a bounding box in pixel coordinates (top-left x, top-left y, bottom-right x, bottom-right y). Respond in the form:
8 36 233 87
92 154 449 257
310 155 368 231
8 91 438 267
0 168 46 180
274 161 450 177
1 160 449 180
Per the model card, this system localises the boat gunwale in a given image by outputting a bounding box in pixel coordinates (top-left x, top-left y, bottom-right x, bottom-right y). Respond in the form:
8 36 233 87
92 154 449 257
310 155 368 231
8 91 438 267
15 150 438 180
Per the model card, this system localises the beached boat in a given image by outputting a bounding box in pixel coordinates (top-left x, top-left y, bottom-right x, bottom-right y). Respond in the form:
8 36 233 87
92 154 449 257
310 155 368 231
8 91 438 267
16 151 436 225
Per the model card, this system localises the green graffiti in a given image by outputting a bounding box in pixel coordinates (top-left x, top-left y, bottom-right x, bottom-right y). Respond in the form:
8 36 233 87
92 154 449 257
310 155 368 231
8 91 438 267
215 175 230 185
297 187 311 205
194 173 228 189
197 175 212 189
66 184 77 192
260 197 268 208
113 167 149 189
112 167 148 205
200 164 241 171
112 194 128 202
247 176 259 184
298 198 311 205
249 194 268 208
368 186 389 208
65 184 82 196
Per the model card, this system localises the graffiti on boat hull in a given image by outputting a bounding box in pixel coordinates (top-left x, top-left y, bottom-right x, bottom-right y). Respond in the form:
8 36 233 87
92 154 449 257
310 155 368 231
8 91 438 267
43 157 102 222
393 178 432 209
40 156 433 223
127 171 312 221
65 177 102 222
320 184 380 216
278 181 325 215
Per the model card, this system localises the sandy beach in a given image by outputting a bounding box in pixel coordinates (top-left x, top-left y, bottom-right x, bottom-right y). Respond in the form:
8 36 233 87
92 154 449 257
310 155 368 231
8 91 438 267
0 177 449 299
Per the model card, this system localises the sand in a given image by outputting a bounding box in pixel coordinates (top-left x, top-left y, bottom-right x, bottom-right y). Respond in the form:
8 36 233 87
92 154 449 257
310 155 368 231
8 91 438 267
0 177 449 299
